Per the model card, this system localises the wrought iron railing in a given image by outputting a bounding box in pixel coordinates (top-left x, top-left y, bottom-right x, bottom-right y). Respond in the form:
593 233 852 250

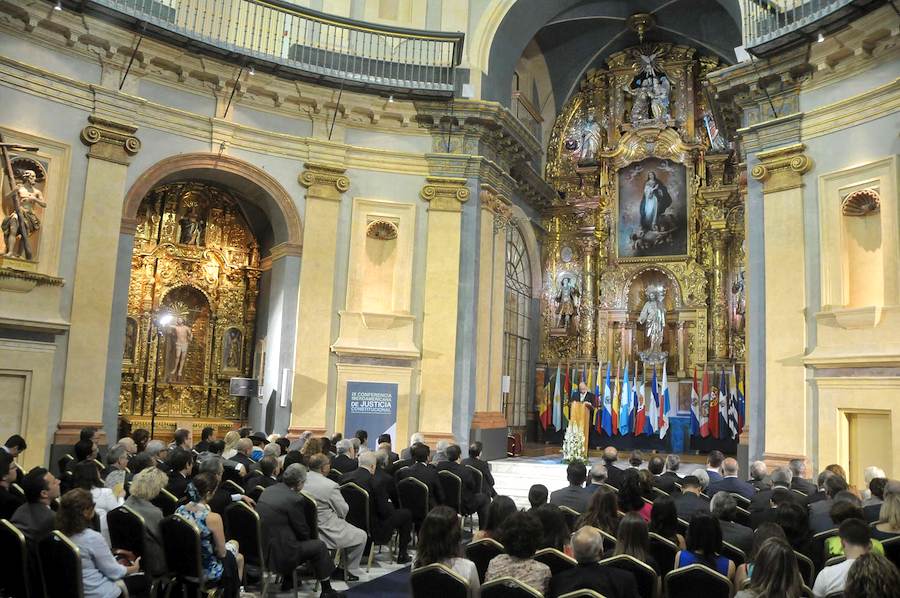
81 0 464 96
743 0 882 55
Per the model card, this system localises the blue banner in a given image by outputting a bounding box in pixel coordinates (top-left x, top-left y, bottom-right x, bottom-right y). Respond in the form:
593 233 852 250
345 381 398 450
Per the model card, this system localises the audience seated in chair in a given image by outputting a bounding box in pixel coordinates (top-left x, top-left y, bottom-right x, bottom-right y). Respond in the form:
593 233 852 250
576 486 620 537
414 506 480 595
673 475 710 520
550 462 592 514
547 525 640 598
122 467 168 577
619 469 653 521
0 451 24 519
144 440 170 475
396 442 445 508
485 510 552 594
675 513 736 580
612 512 660 574
747 461 770 493
705 450 725 484
436 444 491 530
733 522 788 590
193 426 216 454
654 454 683 495
332 439 358 475
11 466 60 542
775 502 820 572
842 551 900 598
103 445 130 499
650 495 686 549
243 455 279 494
710 491 754 557
474 495 516 541
812 518 874 598
873 483 900 541
601 446 625 489
193 455 255 515
733 537 803 598
585 463 609 495
749 467 808 528
164 448 193 499
528 484 548 511
71 460 124 541
788 458 818 497
532 504 572 553
462 441 496 498
864 477 888 522
825 497 886 558
707 458 755 500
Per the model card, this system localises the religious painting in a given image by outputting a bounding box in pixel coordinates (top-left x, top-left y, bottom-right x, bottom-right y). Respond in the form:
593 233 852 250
677 381 692 415
222 327 243 372
123 317 137 363
617 157 688 259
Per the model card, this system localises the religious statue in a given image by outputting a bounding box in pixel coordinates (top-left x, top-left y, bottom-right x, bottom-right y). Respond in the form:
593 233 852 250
638 285 667 363
640 171 673 232
555 276 580 331
123 318 136 362
578 114 602 162
225 328 241 369
650 75 671 121
732 270 746 333
636 47 664 79
168 317 193 380
178 208 203 245
624 79 653 124
3 170 46 259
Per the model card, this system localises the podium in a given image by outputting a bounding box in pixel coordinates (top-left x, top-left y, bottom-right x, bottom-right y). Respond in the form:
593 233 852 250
569 400 593 444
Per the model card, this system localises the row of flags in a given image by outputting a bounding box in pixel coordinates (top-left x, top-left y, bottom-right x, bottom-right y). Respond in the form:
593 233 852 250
539 362 746 441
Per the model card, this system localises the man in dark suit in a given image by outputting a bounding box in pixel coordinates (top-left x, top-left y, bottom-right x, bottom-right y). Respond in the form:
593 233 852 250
748 460 770 492
10 467 60 542
342 451 412 563
707 457 756 500
573 381 595 406
586 464 609 495
193 426 215 454
256 464 343 597
436 444 490 529
461 441 496 498
705 450 725 484
332 439 358 475
395 442 444 507
372 450 399 507
749 466 807 528
376 434 399 465
789 458 817 496
165 448 193 499
231 438 259 475
245 455 279 493
0 452 24 519
809 490 861 535
601 446 625 489
710 491 754 555
673 475 710 520
548 526 640 598
809 473 848 517
654 454 682 495
550 462 592 514
806 470 835 506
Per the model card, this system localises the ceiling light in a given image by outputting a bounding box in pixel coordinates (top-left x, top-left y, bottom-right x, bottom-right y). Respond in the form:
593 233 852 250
54 0 63 10
248 64 255 76
817 32 825 43
388 94 394 103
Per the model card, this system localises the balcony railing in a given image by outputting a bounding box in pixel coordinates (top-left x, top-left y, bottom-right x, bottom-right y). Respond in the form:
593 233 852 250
743 0 884 56
79 0 464 97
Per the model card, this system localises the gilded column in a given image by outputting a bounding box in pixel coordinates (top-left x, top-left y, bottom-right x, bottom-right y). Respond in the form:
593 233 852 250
288 163 349 437
418 176 470 441
710 227 730 360
57 117 140 447
578 236 598 358
751 143 811 461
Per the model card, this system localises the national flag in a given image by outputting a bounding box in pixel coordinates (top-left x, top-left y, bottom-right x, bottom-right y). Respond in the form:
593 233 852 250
594 362 603 431
649 367 659 436
737 365 746 433
619 361 631 435
690 367 701 437
539 365 551 430
632 364 643 435
601 362 613 435
719 368 729 440
700 365 710 438
728 365 740 439
709 366 719 439
611 362 621 434
563 365 571 425
638 366 650 435
552 363 562 431
659 366 671 438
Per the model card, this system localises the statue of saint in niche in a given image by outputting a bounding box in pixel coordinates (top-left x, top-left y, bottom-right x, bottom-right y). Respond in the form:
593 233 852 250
123 318 137 362
3 170 46 259
578 115 602 162
168 317 193 380
638 285 667 363
178 208 204 245
224 328 242 370
732 270 746 333
555 276 580 331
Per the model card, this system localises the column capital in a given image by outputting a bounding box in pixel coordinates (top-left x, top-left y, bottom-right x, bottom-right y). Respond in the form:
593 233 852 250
299 162 350 194
80 115 140 165
751 143 812 193
421 176 470 212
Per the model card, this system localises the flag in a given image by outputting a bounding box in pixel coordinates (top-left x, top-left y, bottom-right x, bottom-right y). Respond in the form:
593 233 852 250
539 365 551 430
737 365 746 433
638 366 650 435
601 362 613 436
632 364 643 436
700 365 710 438
649 367 659 436
552 363 562 431
690 367 701 437
659 366 670 438
563 365 571 425
619 361 631 435
594 362 603 431
719 368 729 440
728 364 739 439
709 366 719 439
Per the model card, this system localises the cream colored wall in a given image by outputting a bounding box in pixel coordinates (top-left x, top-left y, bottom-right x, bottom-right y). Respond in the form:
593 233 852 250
0 340 56 470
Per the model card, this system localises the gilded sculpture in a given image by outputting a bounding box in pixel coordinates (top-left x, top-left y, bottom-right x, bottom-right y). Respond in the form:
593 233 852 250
638 285 668 364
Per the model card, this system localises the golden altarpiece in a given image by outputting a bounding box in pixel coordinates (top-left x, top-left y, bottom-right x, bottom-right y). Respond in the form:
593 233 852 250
538 40 746 413
119 182 261 434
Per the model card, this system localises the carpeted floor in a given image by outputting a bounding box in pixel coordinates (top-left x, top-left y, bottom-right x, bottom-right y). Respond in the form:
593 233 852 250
345 566 410 597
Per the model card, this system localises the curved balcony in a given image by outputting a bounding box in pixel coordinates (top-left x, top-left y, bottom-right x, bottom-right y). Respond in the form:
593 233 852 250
743 0 885 56
74 0 464 98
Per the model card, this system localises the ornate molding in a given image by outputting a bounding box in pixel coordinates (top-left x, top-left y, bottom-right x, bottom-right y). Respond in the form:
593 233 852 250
420 176 470 212
751 143 811 193
479 183 512 231
841 188 880 216
599 127 704 169
80 115 140 164
0 266 65 292
299 162 350 194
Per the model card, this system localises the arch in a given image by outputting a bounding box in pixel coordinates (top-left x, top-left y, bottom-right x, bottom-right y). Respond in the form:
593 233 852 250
623 265 684 309
508 203 542 299
123 153 302 251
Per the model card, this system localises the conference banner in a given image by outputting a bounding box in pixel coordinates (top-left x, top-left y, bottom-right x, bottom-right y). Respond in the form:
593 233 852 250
345 381 398 450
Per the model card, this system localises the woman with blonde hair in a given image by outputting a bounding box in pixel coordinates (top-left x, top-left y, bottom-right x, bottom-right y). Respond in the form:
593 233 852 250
873 490 900 540
300 437 324 465
221 430 241 460
123 467 168 576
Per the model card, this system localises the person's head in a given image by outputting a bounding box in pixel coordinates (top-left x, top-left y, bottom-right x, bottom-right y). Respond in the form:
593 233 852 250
498 510 543 559
129 467 167 501
336 438 354 458
839 518 872 556
4 434 27 457
566 462 587 486
71 461 102 491
300 437 323 457
788 458 807 479
282 463 307 491
650 495 679 537
131 428 150 452
377 434 392 447
200 426 215 443
145 439 168 460
106 445 129 471
173 428 192 448
80 426 99 445
330 433 343 445
878 490 900 529
589 463 608 484
578 382 588 393
468 441 483 459
692 468 710 491
681 475 702 495
825 473 849 498
208 440 225 455
771 466 793 488
533 504 570 550
74 439 96 462
602 446 618 465
618 469 646 512
774 502 808 544
129 452 153 475
863 466 886 486
830 497 865 525
825 463 847 481
445 444 462 463
263 443 281 459
707 450 724 470
308 453 330 475
411 443 430 463
817 468 835 490
844 551 900 598
116 437 137 455
528 484 548 509
415 506 462 566
56 488 94 537
223 430 241 451
191 472 218 503
747 538 803 597
710 491 737 522
236 438 253 456
435 439 450 457
409 432 425 446
581 486 620 534
354 430 368 446
686 513 723 557
374 449 391 471
648 456 664 475
614 513 650 561
571 526 605 564
750 460 768 481
358 451 377 474
485 495 517 535
283 450 304 470
197 455 224 480
722 458 739 477
169 449 193 475
749 522 788 563
258 455 278 478
0 452 16 486
275 437 291 455
869 477 888 501
629 450 644 468
22 467 59 504
665 454 681 473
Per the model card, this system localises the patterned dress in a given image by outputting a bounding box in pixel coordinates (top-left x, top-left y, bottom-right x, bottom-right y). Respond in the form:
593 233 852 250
175 501 223 581
485 555 552 595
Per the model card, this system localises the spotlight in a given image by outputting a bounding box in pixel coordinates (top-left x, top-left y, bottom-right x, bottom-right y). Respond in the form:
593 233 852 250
817 32 825 43
248 64 255 76
157 312 174 327
54 0 62 10
388 94 394 103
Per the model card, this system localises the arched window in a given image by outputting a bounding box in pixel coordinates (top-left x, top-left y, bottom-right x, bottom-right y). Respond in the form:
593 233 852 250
503 223 533 429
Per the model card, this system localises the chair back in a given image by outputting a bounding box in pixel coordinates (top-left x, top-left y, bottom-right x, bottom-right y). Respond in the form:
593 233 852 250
160 514 205 584
39 531 83 598
648 532 679 578
558 505 581 530
0 518 31 598
651 487 669 500
397 477 430 525
151 488 179 516
664 563 733 598
224 501 264 568
57 454 74 477
794 550 816 587
222 479 244 495
327 469 343 484
107 505 146 556
734 505 752 528
247 485 265 503
534 547 576 575
438 470 463 514
464 537 504 582
392 458 413 472
299 490 319 539
339 482 371 534
598 528 617 551
10 483 25 500
465 465 484 494
883 535 900 569
721 541 746 565
728 493 751 508
824 555 845 567
556 591 607 598
410 562 469 598
481 577 542 598
600 554 657 598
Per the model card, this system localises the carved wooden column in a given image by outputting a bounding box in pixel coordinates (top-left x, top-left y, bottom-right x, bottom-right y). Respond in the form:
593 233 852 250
676 320 686 377
709 227 730 360
578 236 598 358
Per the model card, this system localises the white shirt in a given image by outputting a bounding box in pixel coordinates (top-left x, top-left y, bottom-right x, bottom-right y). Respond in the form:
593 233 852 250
813 558 855 598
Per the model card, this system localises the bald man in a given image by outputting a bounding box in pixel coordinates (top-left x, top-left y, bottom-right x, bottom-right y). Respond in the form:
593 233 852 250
706 457 755 500
548 526 640 598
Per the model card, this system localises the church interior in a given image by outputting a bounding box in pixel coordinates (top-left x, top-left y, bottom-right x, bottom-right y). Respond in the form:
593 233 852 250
0 0 898 596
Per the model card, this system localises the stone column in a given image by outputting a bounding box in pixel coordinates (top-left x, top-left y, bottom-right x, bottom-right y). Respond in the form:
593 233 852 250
751 143 811 461
288 163 349 437
418 176 470 441
57 116 140 447
578 236 598 358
